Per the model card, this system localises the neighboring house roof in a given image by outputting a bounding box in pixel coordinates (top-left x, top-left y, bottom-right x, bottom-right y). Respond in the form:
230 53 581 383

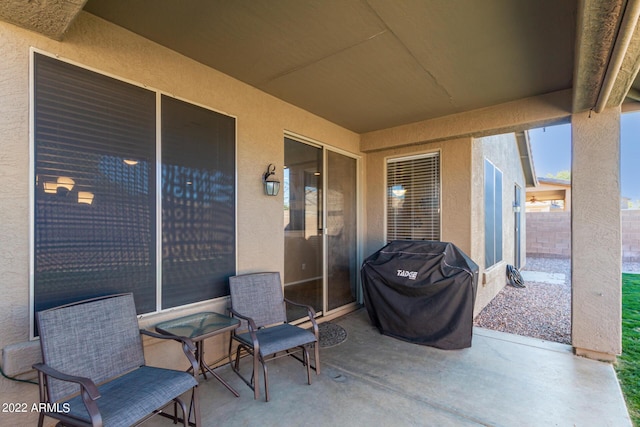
526 177 571 204
537 177 571 186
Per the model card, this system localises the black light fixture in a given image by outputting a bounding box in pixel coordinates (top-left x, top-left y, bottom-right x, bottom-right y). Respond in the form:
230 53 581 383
263 164 280 196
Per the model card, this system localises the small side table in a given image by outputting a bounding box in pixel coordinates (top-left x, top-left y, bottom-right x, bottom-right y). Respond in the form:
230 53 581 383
156 311 240 397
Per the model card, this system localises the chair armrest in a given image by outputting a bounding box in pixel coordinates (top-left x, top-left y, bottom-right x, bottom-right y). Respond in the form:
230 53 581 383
284 298 317 317
284 298 317 320
283 298 319 336
228 308 259 332
32 363 100 400
141 329 196 352
229 308 260 348
140 330 199 376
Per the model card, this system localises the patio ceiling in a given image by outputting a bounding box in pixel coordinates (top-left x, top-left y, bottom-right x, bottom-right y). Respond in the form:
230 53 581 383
81 0 576 133
2 1 640 133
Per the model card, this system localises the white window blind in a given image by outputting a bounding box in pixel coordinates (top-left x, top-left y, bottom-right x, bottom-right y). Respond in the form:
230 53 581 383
387 153 440 241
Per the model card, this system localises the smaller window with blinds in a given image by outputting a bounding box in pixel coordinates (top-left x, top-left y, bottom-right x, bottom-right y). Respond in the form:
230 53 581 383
386 152 441 242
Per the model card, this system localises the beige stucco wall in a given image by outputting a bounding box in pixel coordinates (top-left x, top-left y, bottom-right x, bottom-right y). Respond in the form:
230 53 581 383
471 133 527 313
622 210 640 262
526 211 572 257
0 13 361 423
364 132 525 317
572 108 621 360
364 138 472 258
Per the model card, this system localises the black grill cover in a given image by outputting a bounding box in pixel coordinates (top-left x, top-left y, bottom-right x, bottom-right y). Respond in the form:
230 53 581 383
361 240 479 349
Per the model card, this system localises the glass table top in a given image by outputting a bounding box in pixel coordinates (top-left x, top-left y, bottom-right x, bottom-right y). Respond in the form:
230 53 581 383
155 311 239 341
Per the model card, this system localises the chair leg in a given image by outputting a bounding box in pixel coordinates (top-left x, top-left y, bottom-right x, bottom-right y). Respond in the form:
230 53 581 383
302 346 311 385
174 398 188 427
234 346 242 371
314 342 321 375
228 334 235 367
253 351 261 400
262 359 270 402
191 387 201 427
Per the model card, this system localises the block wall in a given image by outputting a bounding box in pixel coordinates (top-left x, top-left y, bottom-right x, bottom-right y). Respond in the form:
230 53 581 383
526 210 640 261
526 211 571 258
622 210 640 262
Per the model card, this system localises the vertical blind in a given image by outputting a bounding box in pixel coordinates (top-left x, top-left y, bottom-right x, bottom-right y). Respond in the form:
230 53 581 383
387 153 440 241
33 53 236 321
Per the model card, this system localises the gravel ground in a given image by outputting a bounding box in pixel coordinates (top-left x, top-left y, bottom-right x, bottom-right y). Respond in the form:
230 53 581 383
473 257 640 345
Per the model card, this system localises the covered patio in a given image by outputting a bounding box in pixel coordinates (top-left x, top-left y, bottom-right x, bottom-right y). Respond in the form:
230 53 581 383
147 310 630 426
0 1 637 425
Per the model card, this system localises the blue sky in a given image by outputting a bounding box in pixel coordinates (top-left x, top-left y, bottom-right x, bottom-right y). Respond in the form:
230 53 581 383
528 114 640 200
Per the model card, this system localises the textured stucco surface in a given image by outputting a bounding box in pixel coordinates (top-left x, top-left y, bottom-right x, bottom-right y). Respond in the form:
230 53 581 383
572 0 622 112
471 133 526 314
364 132 524 317
0 8 628 423
360 89 572 153
0 14 32 377
571 108 622 357
364 140 470 259
0 0 86 40
526 212 572 258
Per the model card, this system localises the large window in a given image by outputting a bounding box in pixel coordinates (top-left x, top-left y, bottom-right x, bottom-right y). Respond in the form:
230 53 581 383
32 53 235 324
386 153 440 241
484 159 503 268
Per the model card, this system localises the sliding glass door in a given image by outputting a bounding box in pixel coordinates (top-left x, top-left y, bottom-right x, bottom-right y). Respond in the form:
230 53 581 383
283 138 323 319
283 137 358 320
326 150 358 311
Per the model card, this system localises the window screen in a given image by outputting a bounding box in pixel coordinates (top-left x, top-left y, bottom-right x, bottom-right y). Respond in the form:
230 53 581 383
33 53 157 315
387 153 440 241
33 53 236 322
484 159 503 268
161 96 236 308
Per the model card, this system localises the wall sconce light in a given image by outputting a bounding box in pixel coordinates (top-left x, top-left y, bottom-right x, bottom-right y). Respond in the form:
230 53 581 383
263 164 280 196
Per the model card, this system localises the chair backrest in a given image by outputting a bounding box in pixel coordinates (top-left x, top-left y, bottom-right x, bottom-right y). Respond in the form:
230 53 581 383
229 272 287 329
37 293 145 403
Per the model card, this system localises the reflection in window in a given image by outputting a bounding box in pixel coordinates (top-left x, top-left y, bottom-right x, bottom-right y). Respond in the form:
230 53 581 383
485 159 503 268
386 153 440 241
161 96 235 308
32 53 235 325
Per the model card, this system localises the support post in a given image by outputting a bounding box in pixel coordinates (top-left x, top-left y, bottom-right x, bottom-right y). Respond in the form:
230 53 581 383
571 107 622 361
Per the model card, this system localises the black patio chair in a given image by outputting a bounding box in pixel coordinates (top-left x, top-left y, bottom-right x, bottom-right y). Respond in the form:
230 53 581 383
228 272 320 401
33 293 201 427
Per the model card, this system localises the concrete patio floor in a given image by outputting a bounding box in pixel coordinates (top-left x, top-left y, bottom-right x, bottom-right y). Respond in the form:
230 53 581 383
151 309 630 427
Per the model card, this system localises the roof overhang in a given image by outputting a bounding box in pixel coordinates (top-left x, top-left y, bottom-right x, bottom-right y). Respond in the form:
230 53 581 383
516 131 538 188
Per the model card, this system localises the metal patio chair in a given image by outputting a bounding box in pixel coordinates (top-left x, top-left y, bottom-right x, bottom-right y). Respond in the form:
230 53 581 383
33 293 201 427
228 272 320 401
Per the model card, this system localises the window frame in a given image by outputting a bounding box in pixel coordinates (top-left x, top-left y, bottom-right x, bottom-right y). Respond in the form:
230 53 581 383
385 151 441 242
29 49 238 338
